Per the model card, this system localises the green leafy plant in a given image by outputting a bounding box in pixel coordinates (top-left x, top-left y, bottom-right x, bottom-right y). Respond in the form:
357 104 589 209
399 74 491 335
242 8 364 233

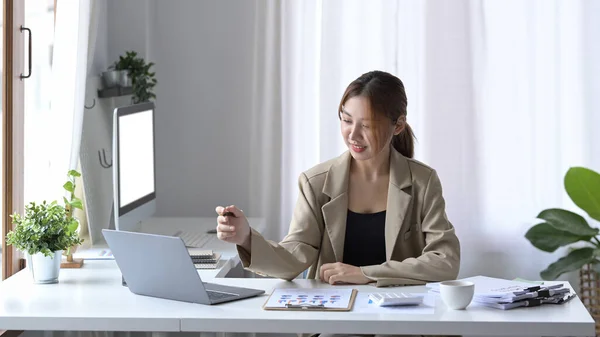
63 169 83 218
525 167 600 280
6 170 84 257
114 50 157 104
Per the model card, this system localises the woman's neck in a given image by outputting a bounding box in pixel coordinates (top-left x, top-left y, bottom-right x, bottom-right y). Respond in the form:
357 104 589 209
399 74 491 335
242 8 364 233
350 147 391 181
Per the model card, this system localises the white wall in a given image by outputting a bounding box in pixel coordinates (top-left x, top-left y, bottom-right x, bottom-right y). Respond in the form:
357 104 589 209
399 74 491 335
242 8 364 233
99 0 256 218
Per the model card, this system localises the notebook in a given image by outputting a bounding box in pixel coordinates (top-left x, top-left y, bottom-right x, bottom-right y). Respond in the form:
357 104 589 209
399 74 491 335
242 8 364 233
188 248 214 258
187 249 221 269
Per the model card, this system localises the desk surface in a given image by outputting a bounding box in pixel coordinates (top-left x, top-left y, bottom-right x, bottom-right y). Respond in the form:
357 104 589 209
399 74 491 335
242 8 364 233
0 259 594 336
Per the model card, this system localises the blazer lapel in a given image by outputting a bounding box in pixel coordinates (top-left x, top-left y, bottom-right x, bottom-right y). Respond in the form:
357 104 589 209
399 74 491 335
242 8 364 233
320 150 413 262
321 152 351 262
385 150 413 260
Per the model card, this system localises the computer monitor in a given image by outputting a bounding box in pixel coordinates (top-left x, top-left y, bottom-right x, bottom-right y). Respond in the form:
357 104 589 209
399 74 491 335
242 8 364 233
112 102 156 232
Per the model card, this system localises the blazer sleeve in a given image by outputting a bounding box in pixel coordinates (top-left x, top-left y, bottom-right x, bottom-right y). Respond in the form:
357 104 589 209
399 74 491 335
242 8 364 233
236 173 323 281
361 169 461 287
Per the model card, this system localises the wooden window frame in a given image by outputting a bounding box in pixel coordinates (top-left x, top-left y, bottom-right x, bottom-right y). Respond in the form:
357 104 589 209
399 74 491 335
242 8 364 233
2 0 25 281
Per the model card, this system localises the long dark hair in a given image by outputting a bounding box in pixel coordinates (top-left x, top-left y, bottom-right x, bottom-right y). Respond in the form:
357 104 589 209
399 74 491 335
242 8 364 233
338 70 416 158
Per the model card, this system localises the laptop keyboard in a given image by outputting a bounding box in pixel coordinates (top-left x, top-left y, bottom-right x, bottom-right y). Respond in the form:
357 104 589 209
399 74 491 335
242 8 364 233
207 290 239 301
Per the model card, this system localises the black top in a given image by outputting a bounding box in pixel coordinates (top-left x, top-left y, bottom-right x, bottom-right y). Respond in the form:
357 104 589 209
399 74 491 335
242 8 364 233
342 209 387 267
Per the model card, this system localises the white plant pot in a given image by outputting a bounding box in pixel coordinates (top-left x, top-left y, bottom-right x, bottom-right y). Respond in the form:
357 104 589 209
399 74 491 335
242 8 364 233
101 70 119 88
118 70 132 87
26 250 63 284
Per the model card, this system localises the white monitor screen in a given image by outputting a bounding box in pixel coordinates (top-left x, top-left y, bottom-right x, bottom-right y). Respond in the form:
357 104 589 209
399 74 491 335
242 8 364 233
118 109 155 208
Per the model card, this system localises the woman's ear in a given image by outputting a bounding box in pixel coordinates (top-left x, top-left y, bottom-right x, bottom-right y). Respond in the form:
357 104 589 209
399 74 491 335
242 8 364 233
394 116 406 135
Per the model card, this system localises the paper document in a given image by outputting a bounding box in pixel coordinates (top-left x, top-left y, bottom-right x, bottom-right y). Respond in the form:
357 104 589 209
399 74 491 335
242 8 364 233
427 275 573 309
264 288 354 309
472 292 576 310
427 276 555 297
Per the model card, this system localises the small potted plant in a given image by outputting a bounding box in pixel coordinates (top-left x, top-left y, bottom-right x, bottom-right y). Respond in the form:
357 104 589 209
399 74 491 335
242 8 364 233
114 50 157 104
6 170 84 283
101 65 120 89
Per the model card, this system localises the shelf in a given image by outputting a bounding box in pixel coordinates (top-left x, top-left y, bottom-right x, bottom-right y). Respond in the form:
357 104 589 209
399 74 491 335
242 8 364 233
97 86 133 98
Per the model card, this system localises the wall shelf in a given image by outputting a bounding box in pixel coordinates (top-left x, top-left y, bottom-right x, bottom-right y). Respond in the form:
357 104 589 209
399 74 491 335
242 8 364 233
98 86 133 98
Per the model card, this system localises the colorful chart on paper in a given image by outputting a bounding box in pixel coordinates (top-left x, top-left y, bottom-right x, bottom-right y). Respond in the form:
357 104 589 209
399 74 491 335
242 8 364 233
264 288 354 309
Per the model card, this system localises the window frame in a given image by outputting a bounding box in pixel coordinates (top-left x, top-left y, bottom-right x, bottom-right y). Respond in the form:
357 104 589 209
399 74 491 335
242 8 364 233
2 0 25 280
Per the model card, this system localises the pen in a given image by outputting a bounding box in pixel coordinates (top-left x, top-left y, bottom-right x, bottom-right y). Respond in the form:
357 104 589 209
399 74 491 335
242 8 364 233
532 288 569 298
523 284 562 292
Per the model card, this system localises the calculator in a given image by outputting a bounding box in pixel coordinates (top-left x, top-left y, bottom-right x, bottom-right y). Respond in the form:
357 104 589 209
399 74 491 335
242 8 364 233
368 292 424 307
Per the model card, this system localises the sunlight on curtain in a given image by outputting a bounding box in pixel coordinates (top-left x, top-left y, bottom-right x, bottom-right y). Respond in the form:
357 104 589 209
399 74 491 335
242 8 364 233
269 0 593 286
277 0 426 241
48 0 93 246
23 0 56 206
461 0 588 282
23 0 91 208
49 0 90 181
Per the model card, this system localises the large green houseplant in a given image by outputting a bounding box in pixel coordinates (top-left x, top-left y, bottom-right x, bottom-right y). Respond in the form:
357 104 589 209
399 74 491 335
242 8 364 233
525 167 600 280
6 170 84 283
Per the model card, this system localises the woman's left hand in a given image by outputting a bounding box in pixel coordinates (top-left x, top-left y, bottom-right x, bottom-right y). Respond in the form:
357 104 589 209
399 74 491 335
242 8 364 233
319 262 372 285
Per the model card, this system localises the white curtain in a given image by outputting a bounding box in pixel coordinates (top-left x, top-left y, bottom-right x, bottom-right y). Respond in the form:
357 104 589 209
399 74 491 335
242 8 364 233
250 0 596 288
463 0 589 284
46 0 92 197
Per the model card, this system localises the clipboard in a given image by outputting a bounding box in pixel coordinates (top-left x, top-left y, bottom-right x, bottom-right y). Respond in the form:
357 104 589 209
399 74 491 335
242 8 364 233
262 288 358 311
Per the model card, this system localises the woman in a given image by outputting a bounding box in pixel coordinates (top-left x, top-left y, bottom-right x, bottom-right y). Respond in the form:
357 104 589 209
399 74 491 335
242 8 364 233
215 70 460 288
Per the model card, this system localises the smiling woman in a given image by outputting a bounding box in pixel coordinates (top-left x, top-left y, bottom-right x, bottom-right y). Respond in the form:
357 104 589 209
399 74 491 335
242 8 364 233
337 70 416 161
215 70 461 291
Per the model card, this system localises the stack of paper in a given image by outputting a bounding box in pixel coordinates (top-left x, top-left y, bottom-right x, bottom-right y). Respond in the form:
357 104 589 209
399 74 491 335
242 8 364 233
187 249 221 269
426 276 576 310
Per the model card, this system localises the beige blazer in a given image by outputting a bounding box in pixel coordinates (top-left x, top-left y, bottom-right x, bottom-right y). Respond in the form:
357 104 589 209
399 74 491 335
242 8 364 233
237 149 461 287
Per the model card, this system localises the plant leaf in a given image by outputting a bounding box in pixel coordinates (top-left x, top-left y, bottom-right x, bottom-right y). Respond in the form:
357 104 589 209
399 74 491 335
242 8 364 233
525 223 590 252
564 167 600 222
68 169 81 177
68 220 78 233
537 208 599 236
71 199 83 210
540 247 596 280
63 181 74 193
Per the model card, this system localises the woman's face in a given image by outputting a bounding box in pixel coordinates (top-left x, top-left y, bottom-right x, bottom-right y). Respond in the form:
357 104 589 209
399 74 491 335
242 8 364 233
340 96 399 161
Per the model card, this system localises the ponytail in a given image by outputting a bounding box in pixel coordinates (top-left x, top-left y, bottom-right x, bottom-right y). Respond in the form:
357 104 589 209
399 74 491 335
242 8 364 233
392 122 416 158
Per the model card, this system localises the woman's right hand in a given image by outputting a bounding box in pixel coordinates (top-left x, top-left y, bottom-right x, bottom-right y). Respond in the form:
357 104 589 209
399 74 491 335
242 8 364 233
215 205 251 251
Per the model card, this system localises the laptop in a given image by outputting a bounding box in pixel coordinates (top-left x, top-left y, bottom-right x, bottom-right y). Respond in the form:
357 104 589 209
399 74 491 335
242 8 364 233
102 229 265 305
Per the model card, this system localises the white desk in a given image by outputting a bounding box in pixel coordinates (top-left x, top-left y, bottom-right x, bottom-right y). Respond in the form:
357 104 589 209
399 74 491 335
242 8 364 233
0 217 595 336
0 259 594 336
178 279 595 336
0 260 181 332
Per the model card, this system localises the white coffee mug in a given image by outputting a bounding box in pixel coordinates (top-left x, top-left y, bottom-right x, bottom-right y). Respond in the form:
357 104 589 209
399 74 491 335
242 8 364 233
439 280 475 310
